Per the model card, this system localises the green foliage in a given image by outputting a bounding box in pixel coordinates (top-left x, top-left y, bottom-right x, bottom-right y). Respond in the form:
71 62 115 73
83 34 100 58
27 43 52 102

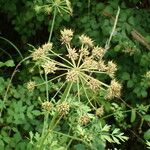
144 129 150 140
0 0 150 149
0 60 15 68
146 140 150 149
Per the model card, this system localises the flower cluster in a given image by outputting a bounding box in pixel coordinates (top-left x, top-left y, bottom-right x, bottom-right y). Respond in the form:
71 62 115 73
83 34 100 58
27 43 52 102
42 60 57 74
88 78 100 91
31 28 122 103
61 28 73 44
66 69 79 82
78 114 91 125
57 102 70 115
27 81 36 92
96 106 104 117
145 71 150 79
79 34 94 47
106 79 122 99
67 48 78 60
42 101 53 111
31 43 52 61
92 46 105 59
29 28 127 148
106 61 117 78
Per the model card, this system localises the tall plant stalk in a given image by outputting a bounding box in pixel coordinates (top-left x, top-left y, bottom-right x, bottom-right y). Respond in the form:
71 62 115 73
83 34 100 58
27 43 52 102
38 82 72 149
39 6 58 149
48 7 57 43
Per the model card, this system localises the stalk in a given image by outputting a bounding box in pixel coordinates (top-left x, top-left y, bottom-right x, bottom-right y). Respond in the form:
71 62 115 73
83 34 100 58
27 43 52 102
38 82 72 149
0 56 31 117
45 73 49 101
48 7 57 43
49 82 72 129
39 6 57 149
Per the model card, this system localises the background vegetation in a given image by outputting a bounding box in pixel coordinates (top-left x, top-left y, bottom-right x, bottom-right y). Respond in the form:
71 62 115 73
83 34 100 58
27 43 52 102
0 0 150 149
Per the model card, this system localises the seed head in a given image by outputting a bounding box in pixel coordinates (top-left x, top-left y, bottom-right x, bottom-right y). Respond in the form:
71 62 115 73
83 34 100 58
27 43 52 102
32 47 46 61
79 34 94 47
66 69 79 82
97 60 107 71
27 81 36 91
82 57 98 69
78 115 90 125
92 46 105 59
106 79 122 99
96 106 104 117
42 101 53 111
61 28 73 44
42 61 57 74
88 78 100 91
67 48 78 60
42 42 53 52
79 47 89 56
106 61 117 78
145 71 150 79
57 102 70 115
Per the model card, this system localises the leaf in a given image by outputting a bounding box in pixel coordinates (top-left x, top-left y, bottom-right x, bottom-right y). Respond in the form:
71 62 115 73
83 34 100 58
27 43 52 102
143 115 150 122
127 80 134 88
103 5 113 14
130 108 136 123
114 45 121 52
112 136 120 144
0 140 4 149
101 124 111 132
122 72 130 80
146 140 150 149
96 3 105 11
144 129 150 140
128 16 135 26
120 12 127 22
0 100 5 109
32 110 41 116
141 90 147 98
29 131 34 142
101 135 113 143
112 128 120 134
0 60 15 67
65 0 72 15
74 144 86 150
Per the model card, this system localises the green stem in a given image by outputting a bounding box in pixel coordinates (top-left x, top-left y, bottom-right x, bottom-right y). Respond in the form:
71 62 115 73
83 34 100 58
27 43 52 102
105 6 120 51
38 7 57 149
38 82 72 149
45 73 49 101
0 36 23 59
41 112 49 138
0 56 31 117
36 73 67 86
49 82 72 129
48 7 57 43
52 130 95 150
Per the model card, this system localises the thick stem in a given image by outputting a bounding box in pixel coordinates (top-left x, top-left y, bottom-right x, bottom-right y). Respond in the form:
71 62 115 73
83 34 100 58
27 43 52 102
38 82 72 149
49 82 72 129
41 112 49 137
38 7 57 149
